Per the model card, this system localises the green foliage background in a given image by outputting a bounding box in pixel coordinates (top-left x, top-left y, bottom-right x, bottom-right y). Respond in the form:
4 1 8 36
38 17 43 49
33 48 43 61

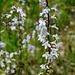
0 0 75 75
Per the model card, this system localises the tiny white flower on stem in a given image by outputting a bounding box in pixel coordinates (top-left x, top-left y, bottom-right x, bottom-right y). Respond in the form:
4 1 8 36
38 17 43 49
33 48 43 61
12 16 18 24
39 18 46 30
23 44 26 48
42 7 50 13
40 64 45 69
48 55 56 62
22 39 26 43
6 66 10 71
11 59 16 61
51 14 57 19
11 70 15 73
51 24 58 30
5 58 11 63
51 51 58 58
38 34 46 42
12 64 16 68
51 41 56 44
14 52 17 55
10 26 16 30
26 34 31 43
1 62 5 67
10 53 14 58
39 12 43 16
6 14 11 18
17 7 22 13
51 48 58 51
11 6 16 9
1 30 4 33
42 52 49 59
42 41 51 49
0 42 6 48
52 34 59 41
40 28 49 37
0 50 4 56
51 7 58 12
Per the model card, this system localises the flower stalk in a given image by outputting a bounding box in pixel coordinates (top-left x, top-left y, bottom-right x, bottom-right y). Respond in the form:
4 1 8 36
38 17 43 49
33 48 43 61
38 0 59 74
46 0 50 54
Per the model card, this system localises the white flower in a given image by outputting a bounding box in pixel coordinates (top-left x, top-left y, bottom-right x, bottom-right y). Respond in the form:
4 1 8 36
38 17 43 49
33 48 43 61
27 44 32 50
39 12 43 16
6 55 9 58
17 7 26 18
39 0 42 2
27 44 35 53
32 30 36 38
51 14 57 19
26 35 31 42
12 64 16 68
20 26 24 30
44 14 48 17
36 26 39 31
0 50 5 56
39 18 46 30
17 7 22 13
52 34 59 41
10 53 14 58
42 41 51 49
11 59 16 61
1 61 5 67
23 44 26 48
48 55 56 62
5 58 11 63
51 7 58 12
42 7 50 13
20 12 26 17
40 28 49 37
38 34 46 42
12 16 18 24
51 24 58 30
11 6 16 9
57 42 63 48
6 66 10 70
14 52 17 55
51 41 56 44
1 30 4 33
51 48 58 51
10 26 16 30
4 51 9 55
19 50 22 54
42 52 49 59
23 32 27 35
11 70 15 73
22 39 26 43
0 42 6 48
19 18 25 26
46 65 49 69
6 14 11 18
3 21 6 26
10 10 14 14
51 50 58 58
42 52 57 62
19 0 25 5
51 48 58 58
40 64 45 69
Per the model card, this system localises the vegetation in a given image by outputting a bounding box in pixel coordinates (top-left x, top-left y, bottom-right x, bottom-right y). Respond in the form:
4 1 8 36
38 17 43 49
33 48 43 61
0 0 75 75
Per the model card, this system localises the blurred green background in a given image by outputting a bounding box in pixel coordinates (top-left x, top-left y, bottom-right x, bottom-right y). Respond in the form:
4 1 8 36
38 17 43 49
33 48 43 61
0 0 75 75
